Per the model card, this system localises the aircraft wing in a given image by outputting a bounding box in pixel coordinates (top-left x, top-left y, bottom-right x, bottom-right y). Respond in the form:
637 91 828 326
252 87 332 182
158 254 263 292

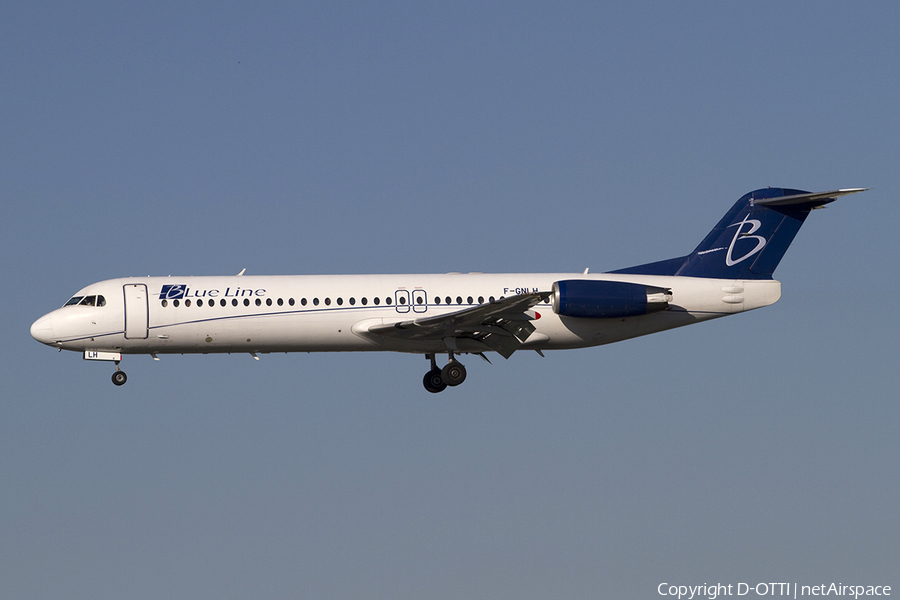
366 292 551 358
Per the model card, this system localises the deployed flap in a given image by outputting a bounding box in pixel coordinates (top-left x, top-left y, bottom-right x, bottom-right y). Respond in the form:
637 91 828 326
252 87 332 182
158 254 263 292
364 292 551 359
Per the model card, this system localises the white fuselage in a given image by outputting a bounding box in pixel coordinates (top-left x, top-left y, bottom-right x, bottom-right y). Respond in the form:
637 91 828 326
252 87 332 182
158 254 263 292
31 273 781 356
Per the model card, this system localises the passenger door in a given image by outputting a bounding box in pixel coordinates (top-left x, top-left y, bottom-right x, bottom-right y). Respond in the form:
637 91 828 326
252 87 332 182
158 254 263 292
123 284 149 339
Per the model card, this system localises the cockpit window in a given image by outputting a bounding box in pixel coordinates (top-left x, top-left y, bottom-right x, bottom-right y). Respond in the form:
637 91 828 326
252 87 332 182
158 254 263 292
64 295 106 307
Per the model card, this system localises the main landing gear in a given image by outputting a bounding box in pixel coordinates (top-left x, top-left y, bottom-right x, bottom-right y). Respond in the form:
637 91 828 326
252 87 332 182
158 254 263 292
423 353 467 393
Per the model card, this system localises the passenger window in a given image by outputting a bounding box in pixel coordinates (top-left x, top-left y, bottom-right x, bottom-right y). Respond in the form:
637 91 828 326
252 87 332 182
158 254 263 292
489 296 495 302
467 296 473 304
478 296 484 304
313 298 319 306
373 297 380 305
445 296 452 305
185 299 192 307
456 296 463 305
267 298 273 306
255 298 261 306
232 299 238 306
301 298 307 306
337 297 343 306
289 298 295 306
399 297 406 305
417 296 423 304
361 297 367 305
278 298 284 306
243 298 250 306
174 299 180 307
162 300 168 308
197 299 204 307
435 297 441 305
220 299 227 307
349 298 355 305
386 297 392 305
325 298 331 306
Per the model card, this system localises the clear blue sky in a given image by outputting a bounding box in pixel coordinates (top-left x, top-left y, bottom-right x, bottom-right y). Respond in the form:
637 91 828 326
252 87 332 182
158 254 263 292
2 2 898 598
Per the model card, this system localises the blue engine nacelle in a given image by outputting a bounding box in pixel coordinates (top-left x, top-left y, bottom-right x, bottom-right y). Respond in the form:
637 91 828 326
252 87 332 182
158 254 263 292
551 280 671 319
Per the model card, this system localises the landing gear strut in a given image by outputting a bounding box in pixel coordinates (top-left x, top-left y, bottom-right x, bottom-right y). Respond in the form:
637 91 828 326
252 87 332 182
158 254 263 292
111 361 127 386
423 353 467 393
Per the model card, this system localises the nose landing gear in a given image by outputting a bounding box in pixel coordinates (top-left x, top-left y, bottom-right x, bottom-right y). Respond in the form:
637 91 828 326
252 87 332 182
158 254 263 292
111 361 127 386
423 353 468 393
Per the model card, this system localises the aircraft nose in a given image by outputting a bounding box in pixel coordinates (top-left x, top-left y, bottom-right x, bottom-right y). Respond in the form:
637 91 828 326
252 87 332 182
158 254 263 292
30 314 55 345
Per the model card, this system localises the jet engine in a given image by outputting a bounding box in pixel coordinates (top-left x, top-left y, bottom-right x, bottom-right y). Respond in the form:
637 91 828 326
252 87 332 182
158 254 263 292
551 280 671 319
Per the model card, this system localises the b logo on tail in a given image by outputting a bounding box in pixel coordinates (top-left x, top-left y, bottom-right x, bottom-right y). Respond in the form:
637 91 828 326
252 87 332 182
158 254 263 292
725 215 767 266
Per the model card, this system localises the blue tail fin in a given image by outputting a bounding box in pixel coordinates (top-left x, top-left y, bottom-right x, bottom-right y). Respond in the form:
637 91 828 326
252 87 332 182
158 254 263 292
613 187 865 280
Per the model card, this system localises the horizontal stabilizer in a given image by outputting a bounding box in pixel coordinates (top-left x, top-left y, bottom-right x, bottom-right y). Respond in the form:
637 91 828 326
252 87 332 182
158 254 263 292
754 188 867 206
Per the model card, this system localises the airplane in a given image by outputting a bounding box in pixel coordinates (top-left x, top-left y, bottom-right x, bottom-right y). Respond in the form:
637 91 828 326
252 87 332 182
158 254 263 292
31 187 864 392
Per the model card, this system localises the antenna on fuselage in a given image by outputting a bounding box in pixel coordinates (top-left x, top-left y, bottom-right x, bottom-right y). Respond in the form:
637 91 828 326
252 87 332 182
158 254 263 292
236 268 246 276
